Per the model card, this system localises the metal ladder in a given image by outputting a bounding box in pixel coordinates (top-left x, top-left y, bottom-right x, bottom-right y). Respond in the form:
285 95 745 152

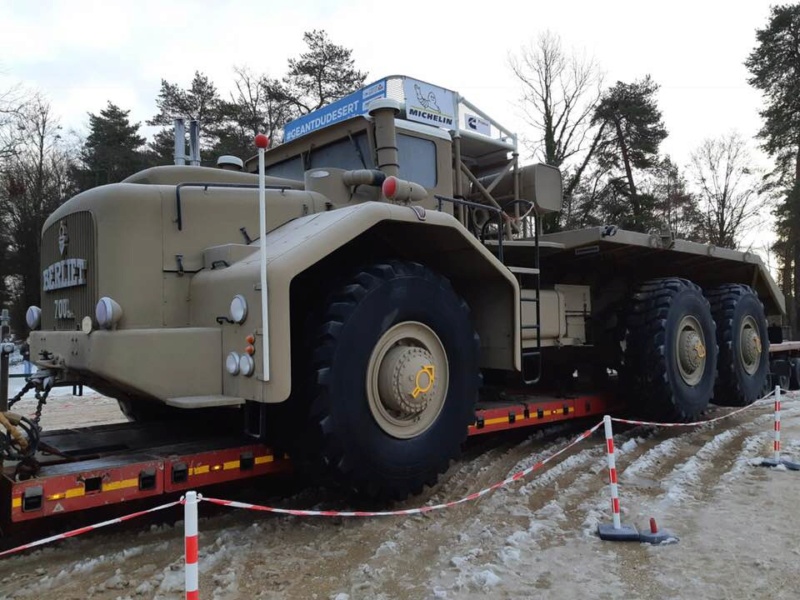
506 218 542 386
508 266 542 385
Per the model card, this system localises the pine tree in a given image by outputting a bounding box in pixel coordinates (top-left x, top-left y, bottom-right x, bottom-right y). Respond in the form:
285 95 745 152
148 71 222 164
746 4 800 334
72 102 146 191
280 30 367 116
592 76 668 231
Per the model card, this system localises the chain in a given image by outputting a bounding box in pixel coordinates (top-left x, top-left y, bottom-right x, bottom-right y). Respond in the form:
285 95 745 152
32 386 50 425
0 379 48 465
7 380 34 411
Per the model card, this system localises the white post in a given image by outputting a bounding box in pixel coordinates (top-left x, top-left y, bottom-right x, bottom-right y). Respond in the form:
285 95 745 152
774 385 781 463
256 135 270 381
603 415 621 530
184 491 199 600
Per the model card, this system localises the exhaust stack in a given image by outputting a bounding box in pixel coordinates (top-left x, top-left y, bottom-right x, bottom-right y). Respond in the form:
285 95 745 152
189 120 200 166
173 118 186 166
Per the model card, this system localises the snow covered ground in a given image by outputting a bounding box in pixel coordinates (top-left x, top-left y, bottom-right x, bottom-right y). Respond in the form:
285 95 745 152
0 374 799 599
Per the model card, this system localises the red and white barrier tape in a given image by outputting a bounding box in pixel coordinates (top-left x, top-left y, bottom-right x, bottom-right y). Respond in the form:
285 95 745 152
0 499 181 559
610 389 778 428
204 421 604 518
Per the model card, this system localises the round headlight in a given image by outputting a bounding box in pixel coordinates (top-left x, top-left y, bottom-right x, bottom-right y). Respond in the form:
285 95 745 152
226 352 241 375
96 297 123 329
239 353 255 377
230 295 248 324
26 306 41 330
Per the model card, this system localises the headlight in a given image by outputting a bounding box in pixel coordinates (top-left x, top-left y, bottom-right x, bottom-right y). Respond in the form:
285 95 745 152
239 353 255 377
226 352 241 375
26 306 41 330
230 295 248 324
95 297 123 329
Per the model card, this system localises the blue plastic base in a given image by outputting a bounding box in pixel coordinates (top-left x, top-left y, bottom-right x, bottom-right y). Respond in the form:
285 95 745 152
638 528 678 544
597 523 640 541
760 457 800 471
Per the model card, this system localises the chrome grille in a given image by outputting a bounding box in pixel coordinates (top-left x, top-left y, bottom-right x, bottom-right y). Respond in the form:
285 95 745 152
41 211 96 331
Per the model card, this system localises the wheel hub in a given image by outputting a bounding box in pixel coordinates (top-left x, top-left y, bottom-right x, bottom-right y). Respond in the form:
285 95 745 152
366 322 450 439
378 346 440 415
676 315 706 386
740 316 761 375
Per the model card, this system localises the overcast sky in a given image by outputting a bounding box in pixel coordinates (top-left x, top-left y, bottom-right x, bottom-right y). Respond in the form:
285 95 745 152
0 0 775 163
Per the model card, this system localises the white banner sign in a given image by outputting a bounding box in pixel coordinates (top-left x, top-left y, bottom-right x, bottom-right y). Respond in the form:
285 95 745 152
464 114 491 136
403 78 456 129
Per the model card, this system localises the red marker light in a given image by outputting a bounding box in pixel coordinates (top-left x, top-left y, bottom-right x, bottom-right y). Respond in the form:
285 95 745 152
382 176 398 199
254 134 269 149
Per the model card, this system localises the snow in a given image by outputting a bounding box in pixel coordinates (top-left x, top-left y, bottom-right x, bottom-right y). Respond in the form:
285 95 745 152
2 393 800 598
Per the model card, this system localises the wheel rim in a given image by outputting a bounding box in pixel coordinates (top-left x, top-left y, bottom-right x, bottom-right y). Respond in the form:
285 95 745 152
738 315 762 376
366 322 449 439
675 315 707 386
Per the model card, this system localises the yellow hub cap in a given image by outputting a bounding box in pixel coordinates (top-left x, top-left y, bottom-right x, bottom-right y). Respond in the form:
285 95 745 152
740 316 761 376
676 315 706 386
367 322 449 439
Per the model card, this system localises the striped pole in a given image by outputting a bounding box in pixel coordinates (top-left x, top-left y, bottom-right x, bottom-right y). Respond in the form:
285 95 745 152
184 491 199 600
774 386 781 463
604 415 621 530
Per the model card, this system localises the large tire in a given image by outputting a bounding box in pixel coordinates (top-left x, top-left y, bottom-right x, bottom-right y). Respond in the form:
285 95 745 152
301 260 480 500
706 284 769 406
624 278 718 422
789 358 800 391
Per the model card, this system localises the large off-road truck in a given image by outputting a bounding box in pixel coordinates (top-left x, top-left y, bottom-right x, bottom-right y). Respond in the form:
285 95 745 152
21 75 782 500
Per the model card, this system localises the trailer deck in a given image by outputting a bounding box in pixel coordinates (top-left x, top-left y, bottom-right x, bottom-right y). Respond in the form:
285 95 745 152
1 391 618 526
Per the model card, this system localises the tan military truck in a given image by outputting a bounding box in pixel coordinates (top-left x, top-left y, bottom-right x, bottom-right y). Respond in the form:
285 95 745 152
20 75 781 500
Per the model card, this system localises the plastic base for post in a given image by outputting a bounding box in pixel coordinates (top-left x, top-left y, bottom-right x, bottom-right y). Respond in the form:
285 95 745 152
759 457 800 471
638 528 678 545
597 523 640 541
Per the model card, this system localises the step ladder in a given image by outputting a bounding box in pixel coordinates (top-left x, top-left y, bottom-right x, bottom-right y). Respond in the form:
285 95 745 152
508 266 542 385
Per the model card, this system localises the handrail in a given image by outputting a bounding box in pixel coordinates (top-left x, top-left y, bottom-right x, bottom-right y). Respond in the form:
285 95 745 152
174 183 292 231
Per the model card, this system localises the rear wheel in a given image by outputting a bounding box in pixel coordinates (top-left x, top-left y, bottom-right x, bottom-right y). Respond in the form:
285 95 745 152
706 284 769 406
301 260 480 500
624 278 717 421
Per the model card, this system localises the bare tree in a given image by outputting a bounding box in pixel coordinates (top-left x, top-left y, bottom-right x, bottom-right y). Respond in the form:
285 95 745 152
689 132 767 249
227 66 293 147
0 94 73 330
0 84 28 159
509 31 605 206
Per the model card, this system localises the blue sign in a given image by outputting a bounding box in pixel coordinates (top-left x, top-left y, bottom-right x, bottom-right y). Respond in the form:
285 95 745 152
283 79 387 142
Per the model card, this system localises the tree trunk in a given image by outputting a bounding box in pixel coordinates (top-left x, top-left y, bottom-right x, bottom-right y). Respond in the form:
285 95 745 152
613 118 639 224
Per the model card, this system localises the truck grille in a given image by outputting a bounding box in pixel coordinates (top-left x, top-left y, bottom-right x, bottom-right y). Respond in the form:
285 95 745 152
41 211 97 331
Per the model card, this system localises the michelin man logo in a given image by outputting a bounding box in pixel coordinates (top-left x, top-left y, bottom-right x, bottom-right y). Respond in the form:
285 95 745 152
414 84 441 113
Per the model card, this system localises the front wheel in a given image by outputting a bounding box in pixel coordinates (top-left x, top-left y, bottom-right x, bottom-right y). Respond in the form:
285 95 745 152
302 261 480 500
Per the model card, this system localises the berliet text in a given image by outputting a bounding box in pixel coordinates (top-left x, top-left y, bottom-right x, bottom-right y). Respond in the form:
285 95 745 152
43 258 88 291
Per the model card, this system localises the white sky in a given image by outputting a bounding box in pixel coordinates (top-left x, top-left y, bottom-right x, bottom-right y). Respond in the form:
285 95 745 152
0 0 778 254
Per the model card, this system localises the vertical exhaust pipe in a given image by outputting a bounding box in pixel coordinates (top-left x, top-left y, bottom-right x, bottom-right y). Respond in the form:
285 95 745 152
174 118 186 166
189 120 200 166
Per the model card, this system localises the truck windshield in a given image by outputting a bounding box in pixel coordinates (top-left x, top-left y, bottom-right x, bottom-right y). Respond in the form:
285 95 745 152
265 132 437 188
265 133 373 180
